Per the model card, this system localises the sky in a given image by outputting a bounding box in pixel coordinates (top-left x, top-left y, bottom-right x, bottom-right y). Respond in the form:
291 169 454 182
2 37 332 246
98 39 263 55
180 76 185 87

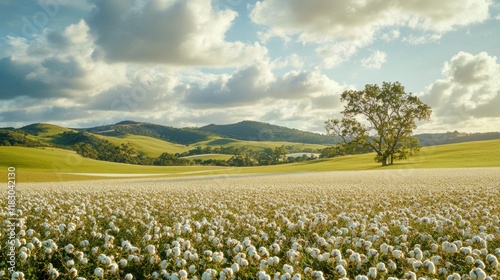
0 0 499 134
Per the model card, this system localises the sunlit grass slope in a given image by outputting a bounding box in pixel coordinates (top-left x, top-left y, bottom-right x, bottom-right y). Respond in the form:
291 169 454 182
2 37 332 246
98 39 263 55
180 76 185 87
1 139 498 182
194 137 327 151
0 147 228 182
101 134 189 156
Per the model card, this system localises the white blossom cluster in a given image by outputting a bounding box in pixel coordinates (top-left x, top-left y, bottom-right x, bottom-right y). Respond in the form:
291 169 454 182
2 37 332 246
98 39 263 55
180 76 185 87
0 168 499 279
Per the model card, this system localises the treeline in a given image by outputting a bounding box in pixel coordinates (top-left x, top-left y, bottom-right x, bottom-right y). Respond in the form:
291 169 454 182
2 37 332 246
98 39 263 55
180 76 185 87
1 129 368 167
198 121 338 144
61 131 187 166
0 129 46 147
194 146 319 167
318 143 373 158
67 131 322 167
84 122 210 145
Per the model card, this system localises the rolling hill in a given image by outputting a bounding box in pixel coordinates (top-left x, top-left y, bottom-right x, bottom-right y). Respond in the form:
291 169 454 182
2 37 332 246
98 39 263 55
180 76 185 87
198 120 339 144
415 131 500 146
2 139 499 182
83 120 212 145
2 121 500 160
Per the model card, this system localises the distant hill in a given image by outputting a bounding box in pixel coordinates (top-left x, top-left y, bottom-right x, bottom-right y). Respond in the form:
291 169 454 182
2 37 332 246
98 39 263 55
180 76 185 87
83 121 212 145
198 120 340 145
415 131 500 146
0 129 46 147
19 123 75 137
3 121 500 150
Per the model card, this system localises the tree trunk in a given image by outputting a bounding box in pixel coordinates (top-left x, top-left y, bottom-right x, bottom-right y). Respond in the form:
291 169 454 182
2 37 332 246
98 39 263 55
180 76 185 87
381 157 387 166
390 154 394 165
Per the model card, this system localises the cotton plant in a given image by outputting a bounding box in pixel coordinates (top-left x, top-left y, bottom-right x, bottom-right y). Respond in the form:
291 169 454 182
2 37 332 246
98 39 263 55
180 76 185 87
2 169 499 279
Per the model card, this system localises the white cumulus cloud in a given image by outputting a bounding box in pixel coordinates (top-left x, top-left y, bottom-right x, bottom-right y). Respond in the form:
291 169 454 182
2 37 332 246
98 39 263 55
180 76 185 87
361 50 387 69
87 0 267 66
251 0 491 66
421 51 500 130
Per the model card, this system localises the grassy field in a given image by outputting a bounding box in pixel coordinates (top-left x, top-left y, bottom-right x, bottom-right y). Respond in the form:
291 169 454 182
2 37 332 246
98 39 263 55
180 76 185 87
180 154 234 161
100 134 190 156
0 147 229 182
1 139 499 182
195 137 327 151
24 123 77 143
20 124 327 157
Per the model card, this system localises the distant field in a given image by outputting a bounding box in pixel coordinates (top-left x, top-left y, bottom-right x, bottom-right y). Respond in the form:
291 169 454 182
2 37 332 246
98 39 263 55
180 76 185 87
24 123 77 144
1 139 499 182
194 137 328 151
180 154 233 161
100 134 189 156
0 147 229 182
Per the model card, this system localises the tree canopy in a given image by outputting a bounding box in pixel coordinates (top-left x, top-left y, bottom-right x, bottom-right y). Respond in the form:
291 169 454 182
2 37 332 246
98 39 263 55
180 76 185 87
325 81 432 166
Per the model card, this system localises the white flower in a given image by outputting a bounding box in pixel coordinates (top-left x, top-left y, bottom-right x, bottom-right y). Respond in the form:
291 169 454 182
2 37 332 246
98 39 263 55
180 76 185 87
188 265 196 274
231 263 239 273
48 268 59 279
124 274 133 280
377 262 386 273
424 260 436 274
447 273 461 280
367 267 377 278
65 244 74 254
110 263 119 273
11 272 25 280
94 268 104 278
403 271 416 280
283 264 294 274
392 250 403 259
178 270 188 279
486 254 499 268
336 265 347 277
19 252 28 261
69 268 78 277
469 267 487 280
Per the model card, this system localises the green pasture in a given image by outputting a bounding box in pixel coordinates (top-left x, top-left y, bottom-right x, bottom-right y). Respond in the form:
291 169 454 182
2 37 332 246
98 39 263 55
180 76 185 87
1 139 498 182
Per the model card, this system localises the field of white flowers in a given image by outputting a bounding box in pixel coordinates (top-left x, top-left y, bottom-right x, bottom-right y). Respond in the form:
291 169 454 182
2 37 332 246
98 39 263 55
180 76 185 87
1 168 500 280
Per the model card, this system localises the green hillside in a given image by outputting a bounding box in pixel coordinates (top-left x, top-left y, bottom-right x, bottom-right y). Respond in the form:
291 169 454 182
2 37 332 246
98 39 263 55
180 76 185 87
0 147 228 182
198 120 340 144
99 134 189 156
2 139 498 182
19 123 76 143
415 131 500 146
84 121 211 145
194 137 327 152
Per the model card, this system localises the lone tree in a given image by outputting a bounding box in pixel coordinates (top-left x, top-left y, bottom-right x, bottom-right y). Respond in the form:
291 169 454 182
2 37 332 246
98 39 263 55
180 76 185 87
325 81 432 166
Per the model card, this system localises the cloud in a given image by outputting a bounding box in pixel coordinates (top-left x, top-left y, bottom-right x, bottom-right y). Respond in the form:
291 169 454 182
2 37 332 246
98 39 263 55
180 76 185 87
183 62 344 108
380 29 400 42
316 40 367 68
402 33 442 45
251 0 490 42
361 50 387 69
421 51 500 127
251 0 490 66
0 20 128 100
0 104 92 123
86 0 267 66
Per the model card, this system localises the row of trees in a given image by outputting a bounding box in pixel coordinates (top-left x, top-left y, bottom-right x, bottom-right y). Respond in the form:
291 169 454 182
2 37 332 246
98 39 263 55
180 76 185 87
70 131 318 167
175 145 317 158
